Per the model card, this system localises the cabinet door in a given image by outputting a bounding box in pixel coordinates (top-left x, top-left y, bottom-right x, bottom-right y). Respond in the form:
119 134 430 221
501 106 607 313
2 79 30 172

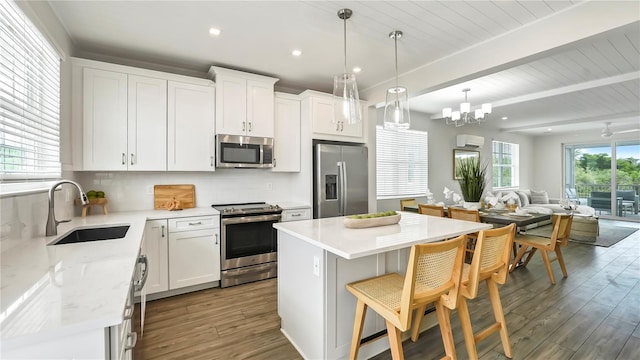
215 75 246 136
82 68 128 170
273 94 300 172
128 75 167 171
246 79 275 137
143 220 169 295
169 228 220 289
167 81 216 171
311 94 339 135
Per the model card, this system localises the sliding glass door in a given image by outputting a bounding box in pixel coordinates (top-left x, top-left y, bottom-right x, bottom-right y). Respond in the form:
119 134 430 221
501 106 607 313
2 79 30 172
565 140 640 221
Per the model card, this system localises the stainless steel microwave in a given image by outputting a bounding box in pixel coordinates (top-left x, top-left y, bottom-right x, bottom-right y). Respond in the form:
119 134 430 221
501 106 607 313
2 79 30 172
216 134 274 168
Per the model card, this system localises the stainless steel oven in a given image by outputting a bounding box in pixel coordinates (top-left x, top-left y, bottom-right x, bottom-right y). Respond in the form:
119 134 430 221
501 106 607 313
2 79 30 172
212 202 281 287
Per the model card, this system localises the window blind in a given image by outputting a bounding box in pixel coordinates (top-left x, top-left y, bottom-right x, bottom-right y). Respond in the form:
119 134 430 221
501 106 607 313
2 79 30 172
0 0 61 180
376 126 428 198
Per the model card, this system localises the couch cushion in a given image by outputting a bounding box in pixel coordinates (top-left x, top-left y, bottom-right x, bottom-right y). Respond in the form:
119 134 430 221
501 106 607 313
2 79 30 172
531 190 549 204
517 191 530 207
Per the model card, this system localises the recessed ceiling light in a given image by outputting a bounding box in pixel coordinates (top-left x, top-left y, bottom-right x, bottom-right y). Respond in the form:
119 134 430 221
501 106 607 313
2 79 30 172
501 116 508 120
353 67 362 73
209 27 221 36
291 49 302 57
547 128 552 132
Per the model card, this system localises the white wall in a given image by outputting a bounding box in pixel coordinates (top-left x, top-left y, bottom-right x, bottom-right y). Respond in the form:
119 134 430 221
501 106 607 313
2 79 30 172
375 109 535 211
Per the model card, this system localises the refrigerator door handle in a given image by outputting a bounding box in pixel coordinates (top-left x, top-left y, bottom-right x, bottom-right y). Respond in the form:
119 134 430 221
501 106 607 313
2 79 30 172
337 161 343 216
341 161 348 215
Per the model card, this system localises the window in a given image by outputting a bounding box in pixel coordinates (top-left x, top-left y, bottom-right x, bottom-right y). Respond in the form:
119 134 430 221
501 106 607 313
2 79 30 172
492 140 519 189
376 126 428 198
1 0 61 181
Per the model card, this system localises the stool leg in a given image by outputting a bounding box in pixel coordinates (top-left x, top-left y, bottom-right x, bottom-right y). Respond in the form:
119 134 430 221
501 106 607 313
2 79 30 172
349 300 367 360
457 297 477 360
555 247 568 278
435 301 457 360
487 280 512 358
386 320 404 360
411 305 427 342
540 250 556 285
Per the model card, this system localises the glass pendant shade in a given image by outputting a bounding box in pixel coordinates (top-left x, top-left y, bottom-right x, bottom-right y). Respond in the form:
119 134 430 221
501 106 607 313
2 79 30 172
383 86 410 130
333 72 362 125
383 30 410 130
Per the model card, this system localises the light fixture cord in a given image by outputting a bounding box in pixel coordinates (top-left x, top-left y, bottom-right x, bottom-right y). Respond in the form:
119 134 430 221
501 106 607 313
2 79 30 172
394 33 399 89
343 12 347 74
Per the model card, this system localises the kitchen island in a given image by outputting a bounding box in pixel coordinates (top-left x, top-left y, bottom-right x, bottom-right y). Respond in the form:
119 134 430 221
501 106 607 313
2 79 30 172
274 212 492 360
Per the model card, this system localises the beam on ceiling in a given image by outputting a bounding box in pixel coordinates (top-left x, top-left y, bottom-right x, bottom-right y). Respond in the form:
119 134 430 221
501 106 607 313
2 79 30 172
500 111 640 132
360 1 640 107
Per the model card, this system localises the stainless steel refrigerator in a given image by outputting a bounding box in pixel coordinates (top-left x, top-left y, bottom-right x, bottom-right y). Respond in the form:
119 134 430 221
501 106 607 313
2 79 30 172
313 141 368 219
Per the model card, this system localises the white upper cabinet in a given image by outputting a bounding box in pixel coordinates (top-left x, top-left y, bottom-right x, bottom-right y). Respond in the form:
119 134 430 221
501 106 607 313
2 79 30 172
73 58 216 172
209 66 278 138
167 81 216 171
82 68 128 170
273 92 301 172
300 90 365 142
128 75 167 171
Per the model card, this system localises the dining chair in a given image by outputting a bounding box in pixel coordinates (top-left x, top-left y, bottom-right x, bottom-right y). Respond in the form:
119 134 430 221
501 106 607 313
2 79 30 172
418 204 445 217
509 214 573 285
457 224 516 360
346 235 466 360
399 198 417 211
448 207 481 263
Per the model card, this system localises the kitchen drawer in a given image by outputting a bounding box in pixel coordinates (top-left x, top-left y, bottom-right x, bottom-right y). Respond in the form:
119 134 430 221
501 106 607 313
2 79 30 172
282 208 311 222
169 216 218 232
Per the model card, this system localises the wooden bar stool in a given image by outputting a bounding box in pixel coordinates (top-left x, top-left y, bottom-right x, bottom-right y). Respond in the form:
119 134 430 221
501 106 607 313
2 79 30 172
346 235 467 360
399 198 416 211
457 223 516 360
418 204 445 217
448 207 481 263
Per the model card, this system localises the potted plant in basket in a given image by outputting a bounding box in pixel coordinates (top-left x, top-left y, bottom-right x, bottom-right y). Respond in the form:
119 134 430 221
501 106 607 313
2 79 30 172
456 157 488 209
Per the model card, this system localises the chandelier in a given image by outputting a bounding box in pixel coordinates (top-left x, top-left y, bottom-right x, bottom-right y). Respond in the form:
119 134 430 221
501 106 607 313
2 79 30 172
442 88 492 127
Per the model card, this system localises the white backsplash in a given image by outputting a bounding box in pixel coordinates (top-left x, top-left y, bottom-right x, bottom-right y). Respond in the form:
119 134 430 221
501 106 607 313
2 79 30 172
75 170 309 212
0 188 75 247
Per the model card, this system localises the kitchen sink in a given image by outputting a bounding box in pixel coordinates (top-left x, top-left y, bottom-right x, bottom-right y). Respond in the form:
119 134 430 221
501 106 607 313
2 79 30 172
50 225 130 245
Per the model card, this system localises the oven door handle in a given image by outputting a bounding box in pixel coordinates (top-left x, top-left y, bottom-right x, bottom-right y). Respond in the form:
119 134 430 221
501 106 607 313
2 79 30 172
222 214 282 225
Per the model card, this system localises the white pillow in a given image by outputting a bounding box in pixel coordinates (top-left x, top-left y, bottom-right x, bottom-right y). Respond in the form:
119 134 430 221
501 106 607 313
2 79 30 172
530 190 549 204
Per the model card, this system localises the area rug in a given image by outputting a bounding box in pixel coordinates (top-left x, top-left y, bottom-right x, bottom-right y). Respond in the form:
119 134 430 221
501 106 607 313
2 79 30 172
524 224 638 247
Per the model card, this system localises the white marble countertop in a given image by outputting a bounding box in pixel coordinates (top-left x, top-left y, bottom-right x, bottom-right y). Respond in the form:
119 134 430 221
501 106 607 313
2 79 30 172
0 207 219 351
273 211 492 259
276 201 311 210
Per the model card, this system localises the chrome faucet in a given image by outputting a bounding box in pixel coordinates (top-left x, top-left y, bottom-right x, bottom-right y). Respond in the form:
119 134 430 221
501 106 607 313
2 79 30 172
46 180 89 236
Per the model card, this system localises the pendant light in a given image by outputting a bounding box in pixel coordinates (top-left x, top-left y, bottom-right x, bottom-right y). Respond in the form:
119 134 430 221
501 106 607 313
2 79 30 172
383 30 410 130
333 8 362 126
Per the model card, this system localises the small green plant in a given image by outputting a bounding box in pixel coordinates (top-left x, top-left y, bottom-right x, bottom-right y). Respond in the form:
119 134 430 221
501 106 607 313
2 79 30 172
456 157 488 202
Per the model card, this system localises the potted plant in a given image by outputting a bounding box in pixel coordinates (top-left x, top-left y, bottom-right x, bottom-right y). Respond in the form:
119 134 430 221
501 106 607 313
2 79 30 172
456 156 488 207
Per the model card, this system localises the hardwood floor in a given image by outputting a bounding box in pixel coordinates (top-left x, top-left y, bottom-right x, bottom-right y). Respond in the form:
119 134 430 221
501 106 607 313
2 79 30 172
134 220 640 360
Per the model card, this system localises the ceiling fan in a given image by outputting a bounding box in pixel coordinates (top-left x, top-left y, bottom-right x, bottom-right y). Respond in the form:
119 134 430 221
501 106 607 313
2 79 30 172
601 122 640 138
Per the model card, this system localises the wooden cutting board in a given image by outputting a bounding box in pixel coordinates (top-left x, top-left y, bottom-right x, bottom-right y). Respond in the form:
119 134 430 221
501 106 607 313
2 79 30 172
154 184 195 209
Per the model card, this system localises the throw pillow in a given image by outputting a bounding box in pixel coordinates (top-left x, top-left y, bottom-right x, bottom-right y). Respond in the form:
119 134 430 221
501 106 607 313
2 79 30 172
517 191 530 207
530 190 549 204
502 191 521 207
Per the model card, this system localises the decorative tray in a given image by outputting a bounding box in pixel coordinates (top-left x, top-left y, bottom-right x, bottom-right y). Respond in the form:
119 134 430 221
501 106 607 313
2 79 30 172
506 213 533 217
343 214 401 229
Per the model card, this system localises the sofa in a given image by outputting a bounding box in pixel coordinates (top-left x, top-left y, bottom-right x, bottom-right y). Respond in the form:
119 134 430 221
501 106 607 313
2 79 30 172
502 189 596 217
588 190 639 215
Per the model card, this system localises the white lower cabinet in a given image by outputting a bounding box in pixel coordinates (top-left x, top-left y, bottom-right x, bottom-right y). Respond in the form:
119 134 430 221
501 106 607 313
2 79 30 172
142 219 169 294
168 216 221 288
142 216 220 296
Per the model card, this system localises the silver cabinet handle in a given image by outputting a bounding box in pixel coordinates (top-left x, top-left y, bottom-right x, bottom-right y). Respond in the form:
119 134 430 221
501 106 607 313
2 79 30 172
336 123 340 131
134 254 149 292
124 332 138 351
291 213 301 217
161 225 165 238
188 221 202 226
210 156 214 167
122 153 126 165
273 158 277 167
130 153 135 165
248 122 252 132
242 121 246 131
340 122 344 132
215 233 218 245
